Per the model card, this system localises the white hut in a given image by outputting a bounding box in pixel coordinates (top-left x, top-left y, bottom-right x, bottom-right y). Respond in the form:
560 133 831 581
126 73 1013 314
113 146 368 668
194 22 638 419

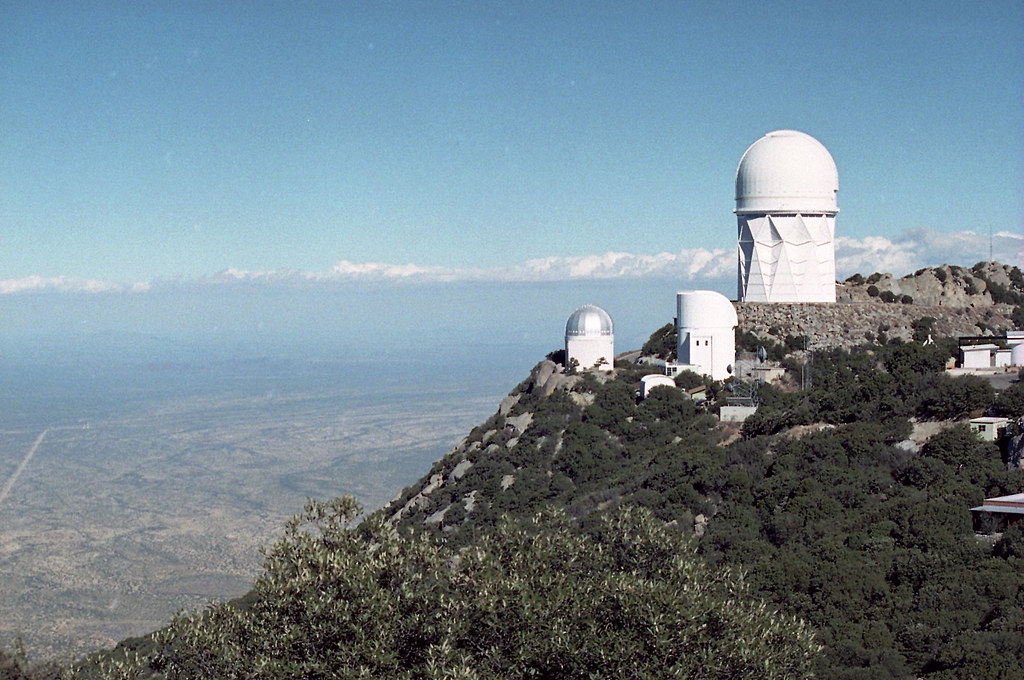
640 374 677 399
961 344 998 369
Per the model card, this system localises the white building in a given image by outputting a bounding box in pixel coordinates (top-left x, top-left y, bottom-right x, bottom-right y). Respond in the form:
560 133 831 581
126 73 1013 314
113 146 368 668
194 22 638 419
972 493 1024 533
675 290 737 381
640 373 676 399
565 304 615 372
961 343 999 369
736 130 838 303
970 416 1010 442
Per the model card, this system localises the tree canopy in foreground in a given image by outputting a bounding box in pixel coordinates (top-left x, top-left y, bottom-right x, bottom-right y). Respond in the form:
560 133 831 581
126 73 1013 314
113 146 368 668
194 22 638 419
85 498 819 680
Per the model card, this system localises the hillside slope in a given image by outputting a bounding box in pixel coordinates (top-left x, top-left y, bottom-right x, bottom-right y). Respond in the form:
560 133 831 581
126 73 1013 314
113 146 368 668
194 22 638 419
384 340 1024 678
19 262 1024 679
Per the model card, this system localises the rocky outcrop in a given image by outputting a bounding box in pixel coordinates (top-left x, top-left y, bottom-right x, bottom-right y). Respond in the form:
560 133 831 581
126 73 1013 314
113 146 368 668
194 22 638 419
740 263 1022 351
838 262 1020 307
738 301 1016 351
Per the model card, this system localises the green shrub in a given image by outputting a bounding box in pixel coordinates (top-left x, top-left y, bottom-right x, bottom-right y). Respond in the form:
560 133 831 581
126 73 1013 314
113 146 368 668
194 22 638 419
641 322 677 360
112 501 822 680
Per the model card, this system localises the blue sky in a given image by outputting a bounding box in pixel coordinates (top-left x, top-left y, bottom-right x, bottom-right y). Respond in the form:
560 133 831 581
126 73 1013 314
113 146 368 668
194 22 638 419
2 1 1021 291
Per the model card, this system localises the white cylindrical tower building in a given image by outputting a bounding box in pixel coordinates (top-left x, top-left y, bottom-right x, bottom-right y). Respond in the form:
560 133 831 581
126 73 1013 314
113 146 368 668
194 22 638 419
676 290 737 381
736 130 838 303
565 304 614 372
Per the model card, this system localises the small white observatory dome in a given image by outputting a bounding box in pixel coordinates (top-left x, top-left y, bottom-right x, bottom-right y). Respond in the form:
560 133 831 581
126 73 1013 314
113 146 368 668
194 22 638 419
565 304 614 338
676 291 737 381
735 130 838 215
565 304 614 372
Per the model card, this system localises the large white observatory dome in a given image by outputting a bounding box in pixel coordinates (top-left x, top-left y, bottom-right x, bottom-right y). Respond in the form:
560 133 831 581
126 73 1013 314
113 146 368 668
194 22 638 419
565 304 614 372
735 130 838 215
565 304 614 337
736 130 839 303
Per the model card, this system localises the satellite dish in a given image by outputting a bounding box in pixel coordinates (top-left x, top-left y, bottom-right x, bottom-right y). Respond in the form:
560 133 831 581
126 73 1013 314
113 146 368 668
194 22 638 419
757 346 767 363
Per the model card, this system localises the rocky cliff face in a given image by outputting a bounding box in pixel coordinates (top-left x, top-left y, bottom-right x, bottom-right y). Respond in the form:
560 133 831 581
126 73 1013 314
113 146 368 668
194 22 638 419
738 301 1015 350
838 262 1020 307
740 262 1022 351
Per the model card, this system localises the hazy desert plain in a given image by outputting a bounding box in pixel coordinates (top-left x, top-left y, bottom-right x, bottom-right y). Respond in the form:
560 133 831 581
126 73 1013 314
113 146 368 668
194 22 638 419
0 341 518 659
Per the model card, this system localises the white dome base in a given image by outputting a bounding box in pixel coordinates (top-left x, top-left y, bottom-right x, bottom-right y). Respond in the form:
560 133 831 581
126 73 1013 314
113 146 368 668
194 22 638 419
566 336 614 372
738 213 836 303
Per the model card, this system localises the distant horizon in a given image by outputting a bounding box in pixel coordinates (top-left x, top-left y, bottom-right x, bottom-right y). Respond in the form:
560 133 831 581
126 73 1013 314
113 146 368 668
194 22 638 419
3 3 1021 287
2 226 1020 295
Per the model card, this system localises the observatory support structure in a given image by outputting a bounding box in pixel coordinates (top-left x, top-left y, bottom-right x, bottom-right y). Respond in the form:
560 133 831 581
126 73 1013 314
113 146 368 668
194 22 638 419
737 213 836 302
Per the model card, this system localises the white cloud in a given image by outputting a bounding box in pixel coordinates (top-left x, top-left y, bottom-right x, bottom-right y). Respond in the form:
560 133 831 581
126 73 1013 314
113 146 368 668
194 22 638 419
188 248 735 286
0 275 129 295
2 228 1019 295
508 248 734 281
327 260 459 280
835 227 1023 278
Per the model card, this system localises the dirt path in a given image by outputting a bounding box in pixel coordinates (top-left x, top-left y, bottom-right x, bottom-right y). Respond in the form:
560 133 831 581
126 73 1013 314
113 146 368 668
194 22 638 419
0 429 48 508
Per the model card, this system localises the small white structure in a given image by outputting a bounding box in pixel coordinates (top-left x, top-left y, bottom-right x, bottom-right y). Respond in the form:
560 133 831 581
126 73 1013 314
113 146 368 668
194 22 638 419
961 343 999 369
970 416 1010 442
996 349 1013 368
720 405 758 423
565 304 614 372
736 130 838 303
676 290 737 381
640 374 676 399
750 366 787 384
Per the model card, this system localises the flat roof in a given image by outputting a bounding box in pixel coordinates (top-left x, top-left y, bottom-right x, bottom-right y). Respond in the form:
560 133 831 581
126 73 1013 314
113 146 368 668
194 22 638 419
962 344 999 351
971 417 1010 424
974 493 1024 513
972 505 1024 515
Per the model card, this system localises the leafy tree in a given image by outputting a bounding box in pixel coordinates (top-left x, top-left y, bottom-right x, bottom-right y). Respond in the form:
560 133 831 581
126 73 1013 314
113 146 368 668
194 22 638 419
641 322 677 360
992 382 1024 417
545 348 566 365
917 374 995 420
911 316 937 343
96 499 822 680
